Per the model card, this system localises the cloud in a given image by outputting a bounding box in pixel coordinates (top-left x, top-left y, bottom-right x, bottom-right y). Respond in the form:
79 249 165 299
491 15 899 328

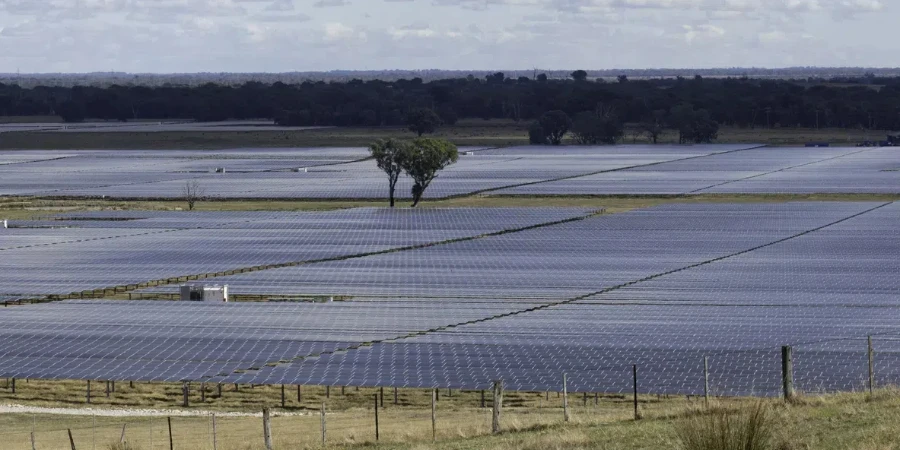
0 0 892 72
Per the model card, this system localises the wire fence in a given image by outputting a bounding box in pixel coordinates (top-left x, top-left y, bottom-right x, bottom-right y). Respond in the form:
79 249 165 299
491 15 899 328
0 334 897 449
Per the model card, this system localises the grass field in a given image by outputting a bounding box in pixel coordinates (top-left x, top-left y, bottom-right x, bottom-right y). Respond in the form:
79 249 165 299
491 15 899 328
2 379 900 450
3 194 899 221
0 119 891 149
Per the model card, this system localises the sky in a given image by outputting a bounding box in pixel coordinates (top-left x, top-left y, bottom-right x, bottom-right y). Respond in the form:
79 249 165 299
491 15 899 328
0 0 894 73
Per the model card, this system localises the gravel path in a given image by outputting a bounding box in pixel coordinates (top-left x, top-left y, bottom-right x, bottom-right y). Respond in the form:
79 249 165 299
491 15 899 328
1 404 312 417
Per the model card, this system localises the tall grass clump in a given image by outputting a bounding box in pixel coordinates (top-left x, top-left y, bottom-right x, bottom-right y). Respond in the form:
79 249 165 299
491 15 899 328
676 403 776 450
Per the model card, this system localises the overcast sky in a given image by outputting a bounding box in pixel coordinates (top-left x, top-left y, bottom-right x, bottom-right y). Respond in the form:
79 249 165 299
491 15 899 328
0 0 893 73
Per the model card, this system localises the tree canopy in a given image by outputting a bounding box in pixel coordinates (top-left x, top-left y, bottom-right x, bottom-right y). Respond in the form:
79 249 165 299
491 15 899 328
537 110 572 145
406 108 442 136
369 139 408 207
0 74 897 132
398 138 459 207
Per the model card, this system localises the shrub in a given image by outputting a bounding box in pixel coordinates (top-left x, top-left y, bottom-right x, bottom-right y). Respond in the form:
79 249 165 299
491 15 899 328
676 403 776 450
528 121 546 145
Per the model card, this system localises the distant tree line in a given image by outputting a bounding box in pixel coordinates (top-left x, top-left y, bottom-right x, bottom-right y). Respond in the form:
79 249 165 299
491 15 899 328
1 73 899 132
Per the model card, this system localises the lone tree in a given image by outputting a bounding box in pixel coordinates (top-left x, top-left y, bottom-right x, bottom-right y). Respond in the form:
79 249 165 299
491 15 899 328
639 109 668 144
538 110 572 145
571 70 588 82
570 106 624 145
399 138 459 207
369 139 408 208
406 108 442 136
182 180 206 211
671 104 719 144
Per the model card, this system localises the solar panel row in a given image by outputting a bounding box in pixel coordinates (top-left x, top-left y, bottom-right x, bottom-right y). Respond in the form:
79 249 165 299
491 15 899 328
0 208 594 297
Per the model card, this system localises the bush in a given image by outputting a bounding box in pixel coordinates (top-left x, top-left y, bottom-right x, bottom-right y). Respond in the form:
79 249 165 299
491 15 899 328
107 442 141 450
528 121 546 144
676 403 776 450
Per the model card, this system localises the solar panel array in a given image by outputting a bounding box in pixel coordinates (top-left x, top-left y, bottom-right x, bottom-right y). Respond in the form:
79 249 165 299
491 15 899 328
0 208 593 297
142 202 881 299
2 202 897 396
496 146 900 195
1 145 767 199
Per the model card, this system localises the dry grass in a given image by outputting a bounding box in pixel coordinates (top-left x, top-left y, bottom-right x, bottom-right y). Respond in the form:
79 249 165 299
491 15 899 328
675 403 776 450
4 194 898 222
4 383 900 450
0 121 890 149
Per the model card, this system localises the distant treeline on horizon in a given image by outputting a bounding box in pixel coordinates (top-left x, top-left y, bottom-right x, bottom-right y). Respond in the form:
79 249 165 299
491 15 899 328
1 67 900 88
1 71 898 132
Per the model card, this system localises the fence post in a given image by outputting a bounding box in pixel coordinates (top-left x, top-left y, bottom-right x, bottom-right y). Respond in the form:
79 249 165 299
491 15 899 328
67 429 76 450
11 378 15 394
868 336 875 396
326 385 330 398
562 373 569 422
106 380 110 398
492 380 503 434
86 380 91 404
380 387 384 407
374 394 380 441
182 382 190 407
167 416 174 450
281 385 285 408
262 407 273 450
431 388 437 442
297 385 302 403
217 383 223 398
120 423 127 443
704 356 710 408
393 387 398 405
201 383 206 403
30 432 35 450
782 346 794 401
633 365 641 420
212 413 217 450
320 402 327 447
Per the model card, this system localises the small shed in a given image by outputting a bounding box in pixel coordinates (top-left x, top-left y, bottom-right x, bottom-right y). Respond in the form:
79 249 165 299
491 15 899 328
180 284 229 302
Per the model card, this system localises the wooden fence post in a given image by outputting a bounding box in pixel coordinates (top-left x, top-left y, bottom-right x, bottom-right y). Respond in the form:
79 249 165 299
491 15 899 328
326 385 330 398
380 387 384 407
201 383 206 403
562 373 569 422
782 346 794 401
167 416 174 450
633 365 642 420
281 384 286 408
217 383 222 398
182 382 190 407
120 423 127 443
431 388 437 442
492 380 503 434
67 429 76 450
212 413 218 450
704 356 710 408
297 385 302 403
374 394 380 441
868 336 875 396
10 378 15 394
30 432 35 450
320 402 327 447
262 407 273 450
106 380 110 398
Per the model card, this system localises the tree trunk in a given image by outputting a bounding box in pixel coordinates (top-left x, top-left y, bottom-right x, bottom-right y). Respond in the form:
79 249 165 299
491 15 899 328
389 184 395 208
